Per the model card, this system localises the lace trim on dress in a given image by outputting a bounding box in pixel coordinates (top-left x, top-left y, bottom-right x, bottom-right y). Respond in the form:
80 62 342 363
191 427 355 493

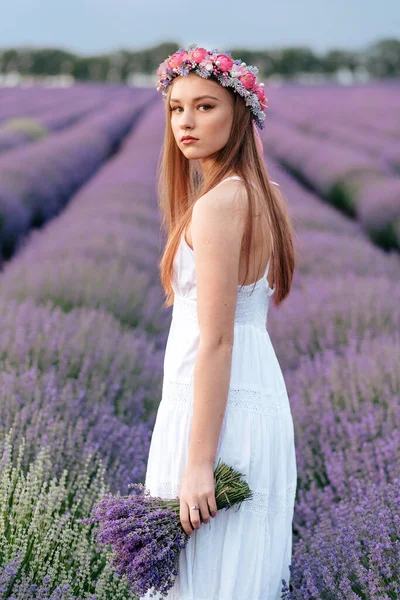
162 379 292 416
148 479 297 518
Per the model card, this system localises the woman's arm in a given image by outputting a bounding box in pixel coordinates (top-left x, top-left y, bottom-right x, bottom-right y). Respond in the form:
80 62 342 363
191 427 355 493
188 181 246 465
178 180 247 536
188 339 233 467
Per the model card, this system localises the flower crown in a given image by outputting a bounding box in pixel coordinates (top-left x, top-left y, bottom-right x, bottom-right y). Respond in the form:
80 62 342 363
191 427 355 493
156 44 268 130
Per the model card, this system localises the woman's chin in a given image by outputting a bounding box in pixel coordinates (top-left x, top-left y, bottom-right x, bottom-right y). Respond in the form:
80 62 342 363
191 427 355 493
182 148 203 158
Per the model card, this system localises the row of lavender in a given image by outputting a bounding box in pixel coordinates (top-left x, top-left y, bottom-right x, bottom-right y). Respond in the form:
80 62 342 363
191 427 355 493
0 86 148 154
261 82 400 251
0 98 108 154
0 84 141 123
0 97 169 597
263 155 400 596
0 88 155 261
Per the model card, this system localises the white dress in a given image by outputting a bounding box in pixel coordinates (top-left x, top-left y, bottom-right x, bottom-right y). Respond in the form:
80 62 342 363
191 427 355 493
141 176 297 600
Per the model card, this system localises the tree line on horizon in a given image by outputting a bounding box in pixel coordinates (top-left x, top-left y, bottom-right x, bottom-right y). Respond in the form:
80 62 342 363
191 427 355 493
0 38 399 82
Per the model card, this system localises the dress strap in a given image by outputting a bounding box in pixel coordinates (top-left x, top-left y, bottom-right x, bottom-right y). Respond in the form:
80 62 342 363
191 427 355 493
214 175 242 187
216 176 279 187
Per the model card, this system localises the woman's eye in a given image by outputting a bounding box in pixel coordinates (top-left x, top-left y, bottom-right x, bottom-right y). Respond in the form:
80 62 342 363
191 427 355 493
169 104 212 112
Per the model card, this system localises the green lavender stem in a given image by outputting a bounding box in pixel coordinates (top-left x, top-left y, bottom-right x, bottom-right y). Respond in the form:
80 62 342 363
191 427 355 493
156 459 253 518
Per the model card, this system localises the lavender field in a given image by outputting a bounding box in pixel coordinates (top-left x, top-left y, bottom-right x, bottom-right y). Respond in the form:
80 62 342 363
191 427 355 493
260 82 400 252
0 82 399 599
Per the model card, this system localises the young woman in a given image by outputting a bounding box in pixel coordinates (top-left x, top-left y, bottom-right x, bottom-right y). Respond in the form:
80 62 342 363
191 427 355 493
141 45 297 599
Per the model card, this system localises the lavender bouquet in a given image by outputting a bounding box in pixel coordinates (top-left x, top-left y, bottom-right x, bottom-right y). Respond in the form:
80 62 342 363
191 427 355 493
83 459 253 598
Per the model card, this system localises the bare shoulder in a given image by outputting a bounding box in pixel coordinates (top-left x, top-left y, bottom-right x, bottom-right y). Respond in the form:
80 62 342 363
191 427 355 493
193 179 248 227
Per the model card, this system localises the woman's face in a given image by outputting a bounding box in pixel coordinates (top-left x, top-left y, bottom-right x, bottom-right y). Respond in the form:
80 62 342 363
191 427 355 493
169 73 234 167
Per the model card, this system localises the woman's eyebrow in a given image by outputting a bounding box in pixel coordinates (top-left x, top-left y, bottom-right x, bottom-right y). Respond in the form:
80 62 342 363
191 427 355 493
169 94 220 103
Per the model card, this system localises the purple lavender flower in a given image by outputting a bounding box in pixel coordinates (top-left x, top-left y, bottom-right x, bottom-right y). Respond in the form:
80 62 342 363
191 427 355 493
85 460 252 598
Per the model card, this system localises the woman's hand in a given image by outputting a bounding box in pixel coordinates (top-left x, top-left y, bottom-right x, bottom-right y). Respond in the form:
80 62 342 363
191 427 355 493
179 462 218 537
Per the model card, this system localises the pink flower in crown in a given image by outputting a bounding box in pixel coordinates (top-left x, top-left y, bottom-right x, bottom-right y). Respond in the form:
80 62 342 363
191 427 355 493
215 54 233 72
157 59 169 77
239 71 256 90
190 47 208 63
255 87 266 102
183 51 191 61
255 86 267 106
168 51 188 69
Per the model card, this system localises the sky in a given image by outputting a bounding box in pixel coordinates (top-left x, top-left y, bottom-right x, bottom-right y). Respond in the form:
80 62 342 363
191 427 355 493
1 0 399 56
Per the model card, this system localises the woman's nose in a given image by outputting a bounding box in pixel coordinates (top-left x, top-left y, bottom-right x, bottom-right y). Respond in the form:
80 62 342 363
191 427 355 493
180 120 195 131
179 111 195 129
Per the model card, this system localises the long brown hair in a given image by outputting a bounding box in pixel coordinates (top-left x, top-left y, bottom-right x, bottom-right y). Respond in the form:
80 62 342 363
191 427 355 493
156 81 296 309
